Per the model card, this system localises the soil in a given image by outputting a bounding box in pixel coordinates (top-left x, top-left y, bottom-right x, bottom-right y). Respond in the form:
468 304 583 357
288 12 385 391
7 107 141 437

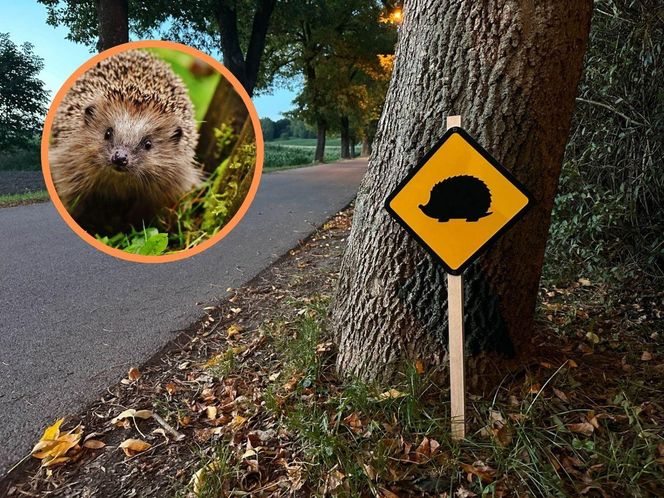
0 171 45 195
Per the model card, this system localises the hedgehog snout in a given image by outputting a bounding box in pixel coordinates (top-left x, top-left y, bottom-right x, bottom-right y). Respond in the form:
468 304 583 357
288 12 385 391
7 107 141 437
110 147 130 171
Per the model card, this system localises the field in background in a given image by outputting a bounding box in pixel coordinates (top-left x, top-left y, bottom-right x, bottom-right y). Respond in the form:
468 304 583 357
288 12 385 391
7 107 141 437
264 138 358 171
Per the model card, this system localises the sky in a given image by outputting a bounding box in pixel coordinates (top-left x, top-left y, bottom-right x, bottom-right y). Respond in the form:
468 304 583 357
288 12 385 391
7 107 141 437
0 0 296 120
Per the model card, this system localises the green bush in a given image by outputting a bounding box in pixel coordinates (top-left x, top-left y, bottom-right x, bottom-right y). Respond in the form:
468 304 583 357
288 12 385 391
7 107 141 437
0 142 40 171
545 0 663 282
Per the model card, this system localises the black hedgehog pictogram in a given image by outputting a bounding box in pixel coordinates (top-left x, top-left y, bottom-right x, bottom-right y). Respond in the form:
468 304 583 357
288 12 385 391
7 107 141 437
419 175 492 222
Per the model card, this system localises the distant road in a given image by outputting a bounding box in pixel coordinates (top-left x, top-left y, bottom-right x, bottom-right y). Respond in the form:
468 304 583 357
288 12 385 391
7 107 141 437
0 159 367 474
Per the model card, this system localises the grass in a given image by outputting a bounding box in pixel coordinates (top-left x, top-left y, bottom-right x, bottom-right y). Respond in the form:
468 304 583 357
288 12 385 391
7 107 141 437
97 125 256 256
197 295 662 497
264 142 343 171
0 190 49 207
270 137 342 147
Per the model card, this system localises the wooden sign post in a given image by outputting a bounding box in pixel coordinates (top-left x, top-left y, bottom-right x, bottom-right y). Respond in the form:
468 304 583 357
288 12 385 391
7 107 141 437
445 115 466 440
385 114 532 441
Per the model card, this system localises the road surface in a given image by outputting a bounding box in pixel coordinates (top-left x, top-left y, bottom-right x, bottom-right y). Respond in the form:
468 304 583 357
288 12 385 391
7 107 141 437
0 159 366 474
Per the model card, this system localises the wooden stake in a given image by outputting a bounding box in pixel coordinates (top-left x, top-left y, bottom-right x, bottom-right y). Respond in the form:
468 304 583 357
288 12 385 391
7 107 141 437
446 114 465 440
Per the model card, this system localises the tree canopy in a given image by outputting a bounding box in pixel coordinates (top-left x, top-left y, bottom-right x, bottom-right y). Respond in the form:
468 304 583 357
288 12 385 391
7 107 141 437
0 33 49 151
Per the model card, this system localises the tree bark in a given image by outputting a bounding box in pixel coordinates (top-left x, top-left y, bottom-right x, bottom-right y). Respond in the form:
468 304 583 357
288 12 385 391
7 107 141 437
340 116 351 159
95 0 128 51
315 118 327 162
331 0 593 385
361 138 371 157
196 78 248 173
216 0 277 96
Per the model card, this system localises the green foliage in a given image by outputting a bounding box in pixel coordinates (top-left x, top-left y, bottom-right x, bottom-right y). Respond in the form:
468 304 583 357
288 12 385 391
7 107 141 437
0 141 41 171
260 117 315 141
546 0 663 282
0 190 49 207
264 142 341 170
0 33 49 151
146 47 220 122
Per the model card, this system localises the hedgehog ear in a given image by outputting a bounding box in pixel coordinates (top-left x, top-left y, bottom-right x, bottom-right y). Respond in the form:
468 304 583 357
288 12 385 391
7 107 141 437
171 127 183 143
84 105 95 125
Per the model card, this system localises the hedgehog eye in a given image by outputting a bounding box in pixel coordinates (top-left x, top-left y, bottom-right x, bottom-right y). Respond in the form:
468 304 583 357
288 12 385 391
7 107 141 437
104 128 113 140
143 139 152 150
171 127 183 142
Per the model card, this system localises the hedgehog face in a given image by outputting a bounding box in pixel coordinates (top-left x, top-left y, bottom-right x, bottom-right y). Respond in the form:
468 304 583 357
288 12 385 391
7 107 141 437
82 97 186 176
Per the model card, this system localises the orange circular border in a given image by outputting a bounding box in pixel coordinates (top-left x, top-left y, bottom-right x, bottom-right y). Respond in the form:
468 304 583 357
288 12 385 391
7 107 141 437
41 40 264 264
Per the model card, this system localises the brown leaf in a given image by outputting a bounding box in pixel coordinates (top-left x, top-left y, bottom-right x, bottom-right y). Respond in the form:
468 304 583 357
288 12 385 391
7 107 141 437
641 351 653 361
415 359 425 374
460 460 495 483
553 388 569 402
568 421 594 436
127 367 141 381
343 412 363 434
165 382 179 395
119 438 151 457
83 439 106 449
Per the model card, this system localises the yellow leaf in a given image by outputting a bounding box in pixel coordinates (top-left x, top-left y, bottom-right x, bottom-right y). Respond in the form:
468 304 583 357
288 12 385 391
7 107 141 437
41 418 64 442
119 438 152 457
586 331 600 344
192 461 221 495
31 419 82 466
206 406 217 420
230 415 247 430
378 388 406 401
227 323 243 338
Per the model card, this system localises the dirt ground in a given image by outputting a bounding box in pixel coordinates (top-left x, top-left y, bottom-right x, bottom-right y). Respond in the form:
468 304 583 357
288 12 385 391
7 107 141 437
2 204 662 497
0 171 45 195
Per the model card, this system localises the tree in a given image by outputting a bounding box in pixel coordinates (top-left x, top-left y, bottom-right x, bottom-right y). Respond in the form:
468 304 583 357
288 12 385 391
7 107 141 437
0 33 49 151
38 0 277 95
330 1 593 383
96 0 128 50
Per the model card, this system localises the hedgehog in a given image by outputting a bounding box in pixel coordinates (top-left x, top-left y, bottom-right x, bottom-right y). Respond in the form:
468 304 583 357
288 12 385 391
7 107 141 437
419 175 492 222
49 49 202 233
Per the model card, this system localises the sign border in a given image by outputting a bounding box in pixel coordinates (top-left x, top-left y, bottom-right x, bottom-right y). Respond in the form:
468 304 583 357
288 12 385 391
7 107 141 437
384 126 534 275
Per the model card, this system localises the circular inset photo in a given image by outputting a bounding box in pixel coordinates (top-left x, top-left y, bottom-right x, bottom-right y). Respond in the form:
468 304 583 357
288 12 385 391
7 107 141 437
42 40 263 262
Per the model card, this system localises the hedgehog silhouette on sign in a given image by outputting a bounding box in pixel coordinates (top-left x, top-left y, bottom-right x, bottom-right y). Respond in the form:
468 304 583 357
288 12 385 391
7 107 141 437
419 175 492 222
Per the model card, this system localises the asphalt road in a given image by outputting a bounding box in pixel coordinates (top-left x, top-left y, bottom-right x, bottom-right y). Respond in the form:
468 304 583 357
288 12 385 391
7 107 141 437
0 159 366 475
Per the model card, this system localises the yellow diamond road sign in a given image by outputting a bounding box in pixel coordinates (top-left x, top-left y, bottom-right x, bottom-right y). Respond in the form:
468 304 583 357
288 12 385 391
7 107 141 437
385 127 533 275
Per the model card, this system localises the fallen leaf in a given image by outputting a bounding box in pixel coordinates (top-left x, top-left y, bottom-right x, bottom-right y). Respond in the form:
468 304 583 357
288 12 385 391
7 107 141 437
578 277 591 286
568 421 594 436
127 367 141 381
119 438 151 457
641 351 653 361
230 415 247 430
227 323 243 338
586 331 600 344
165 382 179 395
460 460 495 483
206 406 217 420
31 418 82 467
83 439 106 449
192 461 221 495
110 409 153 425
378 388 406 401
553 387 569 402
415 359 425 374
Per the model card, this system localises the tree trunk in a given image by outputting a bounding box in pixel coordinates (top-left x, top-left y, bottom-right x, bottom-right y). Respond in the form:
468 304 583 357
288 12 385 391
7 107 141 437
216 0 276 96
315 118 327 162
361 139 371 157
95 0 128 51
196 78 248 173
331 0 592 385
340 116 351 159
351 141 356 158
